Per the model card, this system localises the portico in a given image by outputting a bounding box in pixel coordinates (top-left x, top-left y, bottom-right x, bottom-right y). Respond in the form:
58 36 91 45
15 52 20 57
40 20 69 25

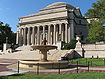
17 23 71 46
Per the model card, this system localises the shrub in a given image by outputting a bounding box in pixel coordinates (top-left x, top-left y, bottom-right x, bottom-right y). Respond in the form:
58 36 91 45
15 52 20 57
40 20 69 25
62 39 77 50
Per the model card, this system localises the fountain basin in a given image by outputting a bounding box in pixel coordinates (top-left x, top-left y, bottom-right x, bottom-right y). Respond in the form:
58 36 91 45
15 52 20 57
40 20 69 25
31 45 57 62
31 45 57 50
19 60 69 69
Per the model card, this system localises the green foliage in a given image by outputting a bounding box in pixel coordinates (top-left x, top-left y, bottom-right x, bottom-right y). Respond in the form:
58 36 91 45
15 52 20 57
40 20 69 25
85 0 105 43
62 39 77 50
85 21 105 43
0 21 16 50
85 0 105 23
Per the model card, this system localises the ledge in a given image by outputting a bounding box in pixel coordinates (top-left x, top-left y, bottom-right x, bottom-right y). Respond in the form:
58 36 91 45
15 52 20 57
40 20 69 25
19 16 68 25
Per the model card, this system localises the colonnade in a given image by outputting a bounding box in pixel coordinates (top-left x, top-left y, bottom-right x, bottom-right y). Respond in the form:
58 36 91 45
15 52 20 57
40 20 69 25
16 23 73 46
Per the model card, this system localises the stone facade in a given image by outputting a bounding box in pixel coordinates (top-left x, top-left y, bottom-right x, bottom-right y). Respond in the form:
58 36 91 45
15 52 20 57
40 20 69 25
16 2 88 48
82 44 105 58
74 41 105 58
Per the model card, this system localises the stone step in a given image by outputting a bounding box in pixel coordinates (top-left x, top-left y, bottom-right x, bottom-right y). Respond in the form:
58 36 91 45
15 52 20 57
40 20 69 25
0 46 74 60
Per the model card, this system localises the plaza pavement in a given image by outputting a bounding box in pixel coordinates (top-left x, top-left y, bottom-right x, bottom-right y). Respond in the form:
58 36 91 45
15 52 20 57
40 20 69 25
0 58 105 76
0 59 29 76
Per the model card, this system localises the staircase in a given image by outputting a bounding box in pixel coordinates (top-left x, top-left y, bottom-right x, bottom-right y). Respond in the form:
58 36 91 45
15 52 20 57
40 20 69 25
0 46 74 60
16 45 33 51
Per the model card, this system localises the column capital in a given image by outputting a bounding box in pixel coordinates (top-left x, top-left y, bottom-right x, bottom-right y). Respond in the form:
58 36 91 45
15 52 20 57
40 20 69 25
37 26 40 28
18 27 22 29
59 23 62 25
65 23 68 24
63 23 68 26
43 25 47 27
47 25 51 27
49 24 56 27
53 24 56 26
18 28 22 31
23 27 27 29
27 27 31 29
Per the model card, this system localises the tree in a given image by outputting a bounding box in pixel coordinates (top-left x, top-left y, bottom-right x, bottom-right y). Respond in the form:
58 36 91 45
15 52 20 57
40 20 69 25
85 21 105 43
0 21 16 50
85 0 105 23
85 0 105 43
62 39 77 50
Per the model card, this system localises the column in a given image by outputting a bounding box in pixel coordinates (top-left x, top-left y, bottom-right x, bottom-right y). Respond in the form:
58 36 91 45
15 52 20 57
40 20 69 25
59 24 62 34
37 26 40 45
27 27 31 45
51 31 53 44
21 28 24 45
48 25 51 44
61 26 64 41
23 28 26 45
68 24 71 43
16 31 19 44
59 24 62 41
19 28 22 46
65 23 68 43
43 26 45 39
70 20 74 38
53 24 56 44
46 32 48 43
40 34 42 45
35 34 37 45
56 26 58 42
62 26 65 42
32 27 35 45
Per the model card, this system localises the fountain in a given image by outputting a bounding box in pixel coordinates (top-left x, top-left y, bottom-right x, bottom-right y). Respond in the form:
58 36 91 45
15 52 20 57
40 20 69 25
19 38 69 69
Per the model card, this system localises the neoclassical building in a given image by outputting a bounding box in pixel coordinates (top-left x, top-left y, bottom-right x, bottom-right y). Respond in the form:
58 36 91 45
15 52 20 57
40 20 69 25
16 2 88 48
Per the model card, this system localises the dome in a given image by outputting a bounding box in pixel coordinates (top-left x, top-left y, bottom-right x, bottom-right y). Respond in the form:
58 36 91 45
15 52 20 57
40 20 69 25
47 2 68 7
39 2 75 11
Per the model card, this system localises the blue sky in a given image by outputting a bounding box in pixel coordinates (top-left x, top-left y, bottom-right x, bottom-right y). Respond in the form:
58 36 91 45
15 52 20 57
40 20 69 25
0 0 97 32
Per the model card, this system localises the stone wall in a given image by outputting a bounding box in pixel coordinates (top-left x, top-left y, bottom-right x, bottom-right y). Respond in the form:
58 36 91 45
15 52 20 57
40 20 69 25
82 44 105 58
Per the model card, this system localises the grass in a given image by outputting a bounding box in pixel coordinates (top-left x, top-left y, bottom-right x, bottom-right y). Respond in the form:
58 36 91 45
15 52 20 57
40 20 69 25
0 72 105 79
70 58 105 66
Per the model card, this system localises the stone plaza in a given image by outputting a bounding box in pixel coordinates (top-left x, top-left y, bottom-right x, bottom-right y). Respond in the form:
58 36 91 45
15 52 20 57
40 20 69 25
1 2 105 60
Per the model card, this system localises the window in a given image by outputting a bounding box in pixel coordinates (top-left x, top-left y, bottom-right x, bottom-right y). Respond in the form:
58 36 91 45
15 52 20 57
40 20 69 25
79 20 81 24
